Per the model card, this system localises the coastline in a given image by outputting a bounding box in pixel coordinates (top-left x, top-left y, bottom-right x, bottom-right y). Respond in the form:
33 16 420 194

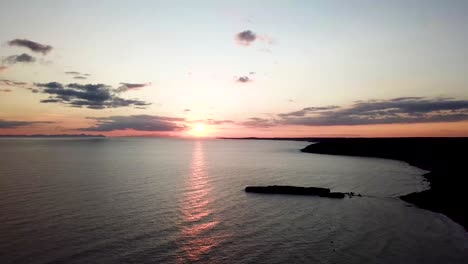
300 138 467 230
0 134 105 138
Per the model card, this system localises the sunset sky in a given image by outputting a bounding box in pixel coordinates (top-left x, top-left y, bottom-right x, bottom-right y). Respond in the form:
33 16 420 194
1 0 468 137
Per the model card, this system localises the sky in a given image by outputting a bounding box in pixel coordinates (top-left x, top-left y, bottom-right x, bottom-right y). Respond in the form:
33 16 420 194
1 0 468 137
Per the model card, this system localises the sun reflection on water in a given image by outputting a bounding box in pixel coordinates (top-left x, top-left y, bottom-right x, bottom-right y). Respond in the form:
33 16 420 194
177 141 222 262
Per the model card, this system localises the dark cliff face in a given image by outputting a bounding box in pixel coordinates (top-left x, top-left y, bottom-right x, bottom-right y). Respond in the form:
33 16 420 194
301 138 468 230
301 138 467 172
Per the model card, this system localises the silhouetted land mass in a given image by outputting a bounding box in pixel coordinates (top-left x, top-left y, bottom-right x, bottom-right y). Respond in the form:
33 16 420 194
220 137 323 141
245 185 346 198
0 134 105 138
301 138 468 230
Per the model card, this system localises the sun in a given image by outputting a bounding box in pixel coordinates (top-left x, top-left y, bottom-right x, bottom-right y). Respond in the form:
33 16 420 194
191 124 207 137
194 124 205 133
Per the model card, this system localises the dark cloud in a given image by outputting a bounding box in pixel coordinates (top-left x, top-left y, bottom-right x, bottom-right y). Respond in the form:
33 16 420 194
236 30 256 45
34 82 151 109
115 82 150 93
240 97 468 128
2 53 36 64
236 76 251 83
183 109 191 112
389 97 424 102
8 39 53 55
0 89 12 92
40 99 61 103
303 106 340 111
277 97 468 126
73 76 87 80
0 119 53 129
278 106 340 117
120 83 148 89
78 115 186 132
64 71 81 75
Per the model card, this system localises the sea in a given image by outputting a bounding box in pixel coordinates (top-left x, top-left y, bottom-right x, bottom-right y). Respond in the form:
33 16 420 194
0 138 467 264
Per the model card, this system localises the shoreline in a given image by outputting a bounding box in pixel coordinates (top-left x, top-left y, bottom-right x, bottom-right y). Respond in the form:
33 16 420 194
300 138 467 230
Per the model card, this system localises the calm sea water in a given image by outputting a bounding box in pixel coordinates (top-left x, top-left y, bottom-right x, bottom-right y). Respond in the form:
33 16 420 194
0 138 467 264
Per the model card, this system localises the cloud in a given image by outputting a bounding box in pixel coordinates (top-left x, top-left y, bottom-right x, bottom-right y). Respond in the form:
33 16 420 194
183 109 191 112
188 119 234 125
205 119 234 125
240 117 276 128
34 82 151 109
115 82 151 93
40 99 61 103
0 89 12 92
303 106 340 111
8 39 53 55
236 76 251 83
389 97 424 102
277 97 468 126
0 79 28 86
235 30 274 47
236 30 256 46
0 66 7 72
278 106 340 117
0 119 53 129
78 115 186 131
65 71 91 78
2 53 36 64
64 71 81 75
65 71 90 80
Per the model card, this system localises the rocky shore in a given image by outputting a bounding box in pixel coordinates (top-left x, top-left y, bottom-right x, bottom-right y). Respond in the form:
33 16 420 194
301 138 468 230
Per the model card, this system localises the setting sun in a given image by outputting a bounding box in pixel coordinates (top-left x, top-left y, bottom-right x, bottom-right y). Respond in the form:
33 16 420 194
1 1 468 263
191 124 207 137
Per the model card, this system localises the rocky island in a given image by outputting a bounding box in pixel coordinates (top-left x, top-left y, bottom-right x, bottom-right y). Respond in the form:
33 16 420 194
245 185 346 198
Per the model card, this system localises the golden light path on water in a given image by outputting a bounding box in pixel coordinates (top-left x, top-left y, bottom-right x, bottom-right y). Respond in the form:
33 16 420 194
177 141 223 262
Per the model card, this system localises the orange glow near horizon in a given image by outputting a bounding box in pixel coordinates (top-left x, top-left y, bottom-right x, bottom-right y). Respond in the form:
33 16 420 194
189 124 209 137
1 119 467 138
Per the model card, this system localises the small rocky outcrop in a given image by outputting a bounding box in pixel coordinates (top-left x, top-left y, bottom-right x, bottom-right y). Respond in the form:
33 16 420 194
245 185 346 199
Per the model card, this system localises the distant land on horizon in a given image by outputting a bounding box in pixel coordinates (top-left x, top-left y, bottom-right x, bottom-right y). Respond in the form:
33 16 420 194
219 137 468 141
2 135 467 140
0 134 106 138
